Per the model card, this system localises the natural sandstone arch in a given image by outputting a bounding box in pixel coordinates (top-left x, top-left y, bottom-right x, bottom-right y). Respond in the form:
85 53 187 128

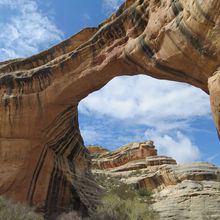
0 0 220 217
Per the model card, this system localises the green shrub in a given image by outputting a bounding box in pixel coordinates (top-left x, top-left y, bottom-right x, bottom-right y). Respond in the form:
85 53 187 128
94 173 153 201
92 174 158 219
58 194 158 220
110 182 137 200
0 197 44 220
137 188 152 197
89 194 158 220
58 174 159 220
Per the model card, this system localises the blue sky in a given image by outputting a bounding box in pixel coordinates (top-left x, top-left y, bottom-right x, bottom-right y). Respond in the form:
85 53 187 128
0 0 219 165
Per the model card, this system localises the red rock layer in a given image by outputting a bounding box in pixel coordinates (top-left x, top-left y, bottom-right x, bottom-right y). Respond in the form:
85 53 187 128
92 141 157 169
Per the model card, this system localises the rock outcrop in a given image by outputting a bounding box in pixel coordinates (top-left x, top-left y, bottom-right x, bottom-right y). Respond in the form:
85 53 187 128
137 162 220 191
153 179 220 220
146 155 177 166
91 141 157 169
87 145 109 159
92 143 220 220
0 0 220 216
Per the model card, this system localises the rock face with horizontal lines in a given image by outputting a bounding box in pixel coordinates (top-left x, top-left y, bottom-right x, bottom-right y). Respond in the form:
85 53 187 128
91 141 157 169
153 179 220 220
91 144 220 220
0 0 220 217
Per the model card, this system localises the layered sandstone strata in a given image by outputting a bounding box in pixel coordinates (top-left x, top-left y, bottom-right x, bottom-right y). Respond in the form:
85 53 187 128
153 179 220 220
0 0 220 216
146 156 177 166
91 141 157 169
92 144 220 220
137 162 220 190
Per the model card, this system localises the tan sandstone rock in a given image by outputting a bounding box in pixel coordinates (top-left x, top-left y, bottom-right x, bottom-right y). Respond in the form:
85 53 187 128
95 161 220 220
137 162 220 191
0 0 220 216
92 142 220 220
153 180 220 220
146 156 177 166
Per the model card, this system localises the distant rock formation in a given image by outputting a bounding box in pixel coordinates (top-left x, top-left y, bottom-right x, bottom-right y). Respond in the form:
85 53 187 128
0 0 220 216
146 155 177 166
153 163 220 220
90 141 157 169
92 143 220 219
87 145 109 159
137 162 220 191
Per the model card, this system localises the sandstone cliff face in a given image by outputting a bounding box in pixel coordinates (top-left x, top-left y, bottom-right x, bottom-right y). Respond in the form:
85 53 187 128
0 0 220 216
91 141 157 169
92 143 220 220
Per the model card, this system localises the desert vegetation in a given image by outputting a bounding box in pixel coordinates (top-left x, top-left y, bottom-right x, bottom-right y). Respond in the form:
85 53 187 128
0 196 44 220
58 173 159 220
0 174 158 220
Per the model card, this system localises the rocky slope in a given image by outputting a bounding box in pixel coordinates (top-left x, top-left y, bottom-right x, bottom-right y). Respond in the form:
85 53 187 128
89 142 220 220
0 0 220 216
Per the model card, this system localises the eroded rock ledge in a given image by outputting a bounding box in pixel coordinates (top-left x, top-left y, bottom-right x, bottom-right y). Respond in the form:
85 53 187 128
90 143 220 220
89 141 157 169
0 0 220 216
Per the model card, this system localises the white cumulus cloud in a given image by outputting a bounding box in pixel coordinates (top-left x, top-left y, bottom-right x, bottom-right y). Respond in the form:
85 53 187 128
79 75 210 131
79 75 211 163
144 129 201 163
0 0 63 61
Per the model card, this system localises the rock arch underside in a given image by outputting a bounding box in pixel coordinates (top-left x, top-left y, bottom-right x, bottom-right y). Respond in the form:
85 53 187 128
0 0 220 217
